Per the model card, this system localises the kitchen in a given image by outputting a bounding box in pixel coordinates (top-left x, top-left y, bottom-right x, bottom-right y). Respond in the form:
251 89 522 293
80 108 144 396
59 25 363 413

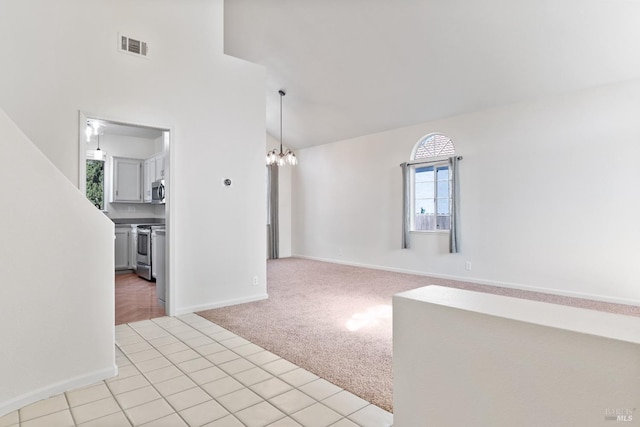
83 118 169 323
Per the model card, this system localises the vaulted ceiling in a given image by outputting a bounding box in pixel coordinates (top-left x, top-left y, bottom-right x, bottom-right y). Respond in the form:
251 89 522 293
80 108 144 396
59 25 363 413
224 0 640 150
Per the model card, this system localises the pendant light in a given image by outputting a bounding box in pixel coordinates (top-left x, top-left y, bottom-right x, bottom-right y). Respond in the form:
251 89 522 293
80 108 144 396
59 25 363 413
86 120 104 160
266 90 297 166
94 133 104 161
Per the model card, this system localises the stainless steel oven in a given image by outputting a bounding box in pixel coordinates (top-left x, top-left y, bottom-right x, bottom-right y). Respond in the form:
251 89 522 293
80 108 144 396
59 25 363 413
136 226 152 280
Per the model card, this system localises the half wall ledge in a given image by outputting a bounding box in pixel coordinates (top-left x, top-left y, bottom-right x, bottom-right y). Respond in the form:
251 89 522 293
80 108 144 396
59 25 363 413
393 285 640 427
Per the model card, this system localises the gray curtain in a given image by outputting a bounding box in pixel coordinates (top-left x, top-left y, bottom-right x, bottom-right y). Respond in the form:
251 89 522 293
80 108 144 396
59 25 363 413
448 156 460 253
401 162 410 249
267 164 279 259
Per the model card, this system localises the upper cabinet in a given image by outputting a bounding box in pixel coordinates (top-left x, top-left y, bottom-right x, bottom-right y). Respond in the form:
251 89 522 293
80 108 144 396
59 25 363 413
110 153 164 204
111 157 143 203
155 155 165 180
143 153 165 203
143 158 154 203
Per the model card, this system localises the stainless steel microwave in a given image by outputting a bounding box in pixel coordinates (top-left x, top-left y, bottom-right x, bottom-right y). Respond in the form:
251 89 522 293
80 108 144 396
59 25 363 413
151 180 165 204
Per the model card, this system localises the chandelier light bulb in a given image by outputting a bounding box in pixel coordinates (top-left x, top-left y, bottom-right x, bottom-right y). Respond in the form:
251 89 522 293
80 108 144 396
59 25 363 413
289 152 297 165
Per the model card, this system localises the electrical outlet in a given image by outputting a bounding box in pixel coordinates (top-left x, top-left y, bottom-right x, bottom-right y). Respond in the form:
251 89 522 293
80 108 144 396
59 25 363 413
252 276 259 286
465 261 472 271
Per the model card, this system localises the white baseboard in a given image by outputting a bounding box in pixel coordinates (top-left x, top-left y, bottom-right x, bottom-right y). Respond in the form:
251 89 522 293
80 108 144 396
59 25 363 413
174 293 269 316
293 255 640 307
0 365 117 417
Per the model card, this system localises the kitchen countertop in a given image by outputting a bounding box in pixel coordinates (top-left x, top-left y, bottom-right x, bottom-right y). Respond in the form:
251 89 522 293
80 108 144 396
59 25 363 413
115 224 166 231
112 218 165 225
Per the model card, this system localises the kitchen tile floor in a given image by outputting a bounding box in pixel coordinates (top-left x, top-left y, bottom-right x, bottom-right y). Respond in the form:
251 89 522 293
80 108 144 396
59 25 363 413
115 273 165 325
3 314 393 427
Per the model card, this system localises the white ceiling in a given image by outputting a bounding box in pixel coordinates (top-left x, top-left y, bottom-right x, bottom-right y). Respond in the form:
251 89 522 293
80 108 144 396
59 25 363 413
224 0 640 150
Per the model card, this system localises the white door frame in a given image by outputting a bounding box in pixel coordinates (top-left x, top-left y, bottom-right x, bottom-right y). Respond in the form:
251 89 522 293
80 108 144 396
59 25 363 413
78 111 176 317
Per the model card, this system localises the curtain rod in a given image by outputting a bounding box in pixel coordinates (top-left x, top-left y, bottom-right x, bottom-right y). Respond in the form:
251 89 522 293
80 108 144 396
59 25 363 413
401 156 463 167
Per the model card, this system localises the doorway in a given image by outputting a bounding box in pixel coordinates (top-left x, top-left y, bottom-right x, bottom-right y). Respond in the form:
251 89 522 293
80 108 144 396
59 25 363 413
78 112 172 322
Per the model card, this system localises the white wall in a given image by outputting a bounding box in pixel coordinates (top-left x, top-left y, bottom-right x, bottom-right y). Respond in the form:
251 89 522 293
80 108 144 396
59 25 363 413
0 110 116 415
0 0 267 316
292 79 640 305
267 133 292 258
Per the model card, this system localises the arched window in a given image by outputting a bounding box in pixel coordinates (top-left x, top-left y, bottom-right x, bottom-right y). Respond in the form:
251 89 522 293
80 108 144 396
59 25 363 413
412 133 456 161
410 134 456 232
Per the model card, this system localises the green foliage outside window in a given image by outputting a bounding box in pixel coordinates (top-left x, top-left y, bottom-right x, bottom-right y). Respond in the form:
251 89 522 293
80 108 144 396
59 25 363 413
86 159 105 210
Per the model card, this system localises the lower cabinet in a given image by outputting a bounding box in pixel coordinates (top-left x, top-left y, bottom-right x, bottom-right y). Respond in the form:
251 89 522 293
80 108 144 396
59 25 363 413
129 228 138 269
115 228 130 270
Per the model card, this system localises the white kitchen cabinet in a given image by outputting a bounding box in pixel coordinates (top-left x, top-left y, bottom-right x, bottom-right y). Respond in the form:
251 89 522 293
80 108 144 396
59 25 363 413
112 157 143 203
143 153 165 203
129 227 138 269
143 158 154 203
115 228 130 270
154 155 164 180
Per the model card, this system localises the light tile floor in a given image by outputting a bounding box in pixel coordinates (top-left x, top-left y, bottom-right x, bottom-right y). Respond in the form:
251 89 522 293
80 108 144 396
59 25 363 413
2 314 393 427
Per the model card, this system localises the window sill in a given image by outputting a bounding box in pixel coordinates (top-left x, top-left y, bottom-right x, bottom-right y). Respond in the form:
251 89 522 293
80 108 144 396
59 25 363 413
411 229 450 234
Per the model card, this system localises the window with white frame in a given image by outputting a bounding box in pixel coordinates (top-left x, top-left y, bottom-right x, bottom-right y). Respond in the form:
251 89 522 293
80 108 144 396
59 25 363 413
410 134 455 231
86 151 106 210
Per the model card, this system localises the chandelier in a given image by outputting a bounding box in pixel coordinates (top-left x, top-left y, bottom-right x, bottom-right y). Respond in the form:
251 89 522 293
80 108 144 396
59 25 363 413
266 90 297 166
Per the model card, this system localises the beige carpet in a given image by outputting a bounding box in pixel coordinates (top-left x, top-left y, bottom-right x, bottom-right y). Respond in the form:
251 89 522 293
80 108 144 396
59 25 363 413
197 257 640 412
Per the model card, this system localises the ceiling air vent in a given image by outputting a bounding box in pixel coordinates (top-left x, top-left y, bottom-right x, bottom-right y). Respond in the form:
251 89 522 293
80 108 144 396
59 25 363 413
118 33 149 58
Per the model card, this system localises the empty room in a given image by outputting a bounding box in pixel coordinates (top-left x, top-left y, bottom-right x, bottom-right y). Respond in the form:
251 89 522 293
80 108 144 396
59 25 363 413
1 1 639 426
